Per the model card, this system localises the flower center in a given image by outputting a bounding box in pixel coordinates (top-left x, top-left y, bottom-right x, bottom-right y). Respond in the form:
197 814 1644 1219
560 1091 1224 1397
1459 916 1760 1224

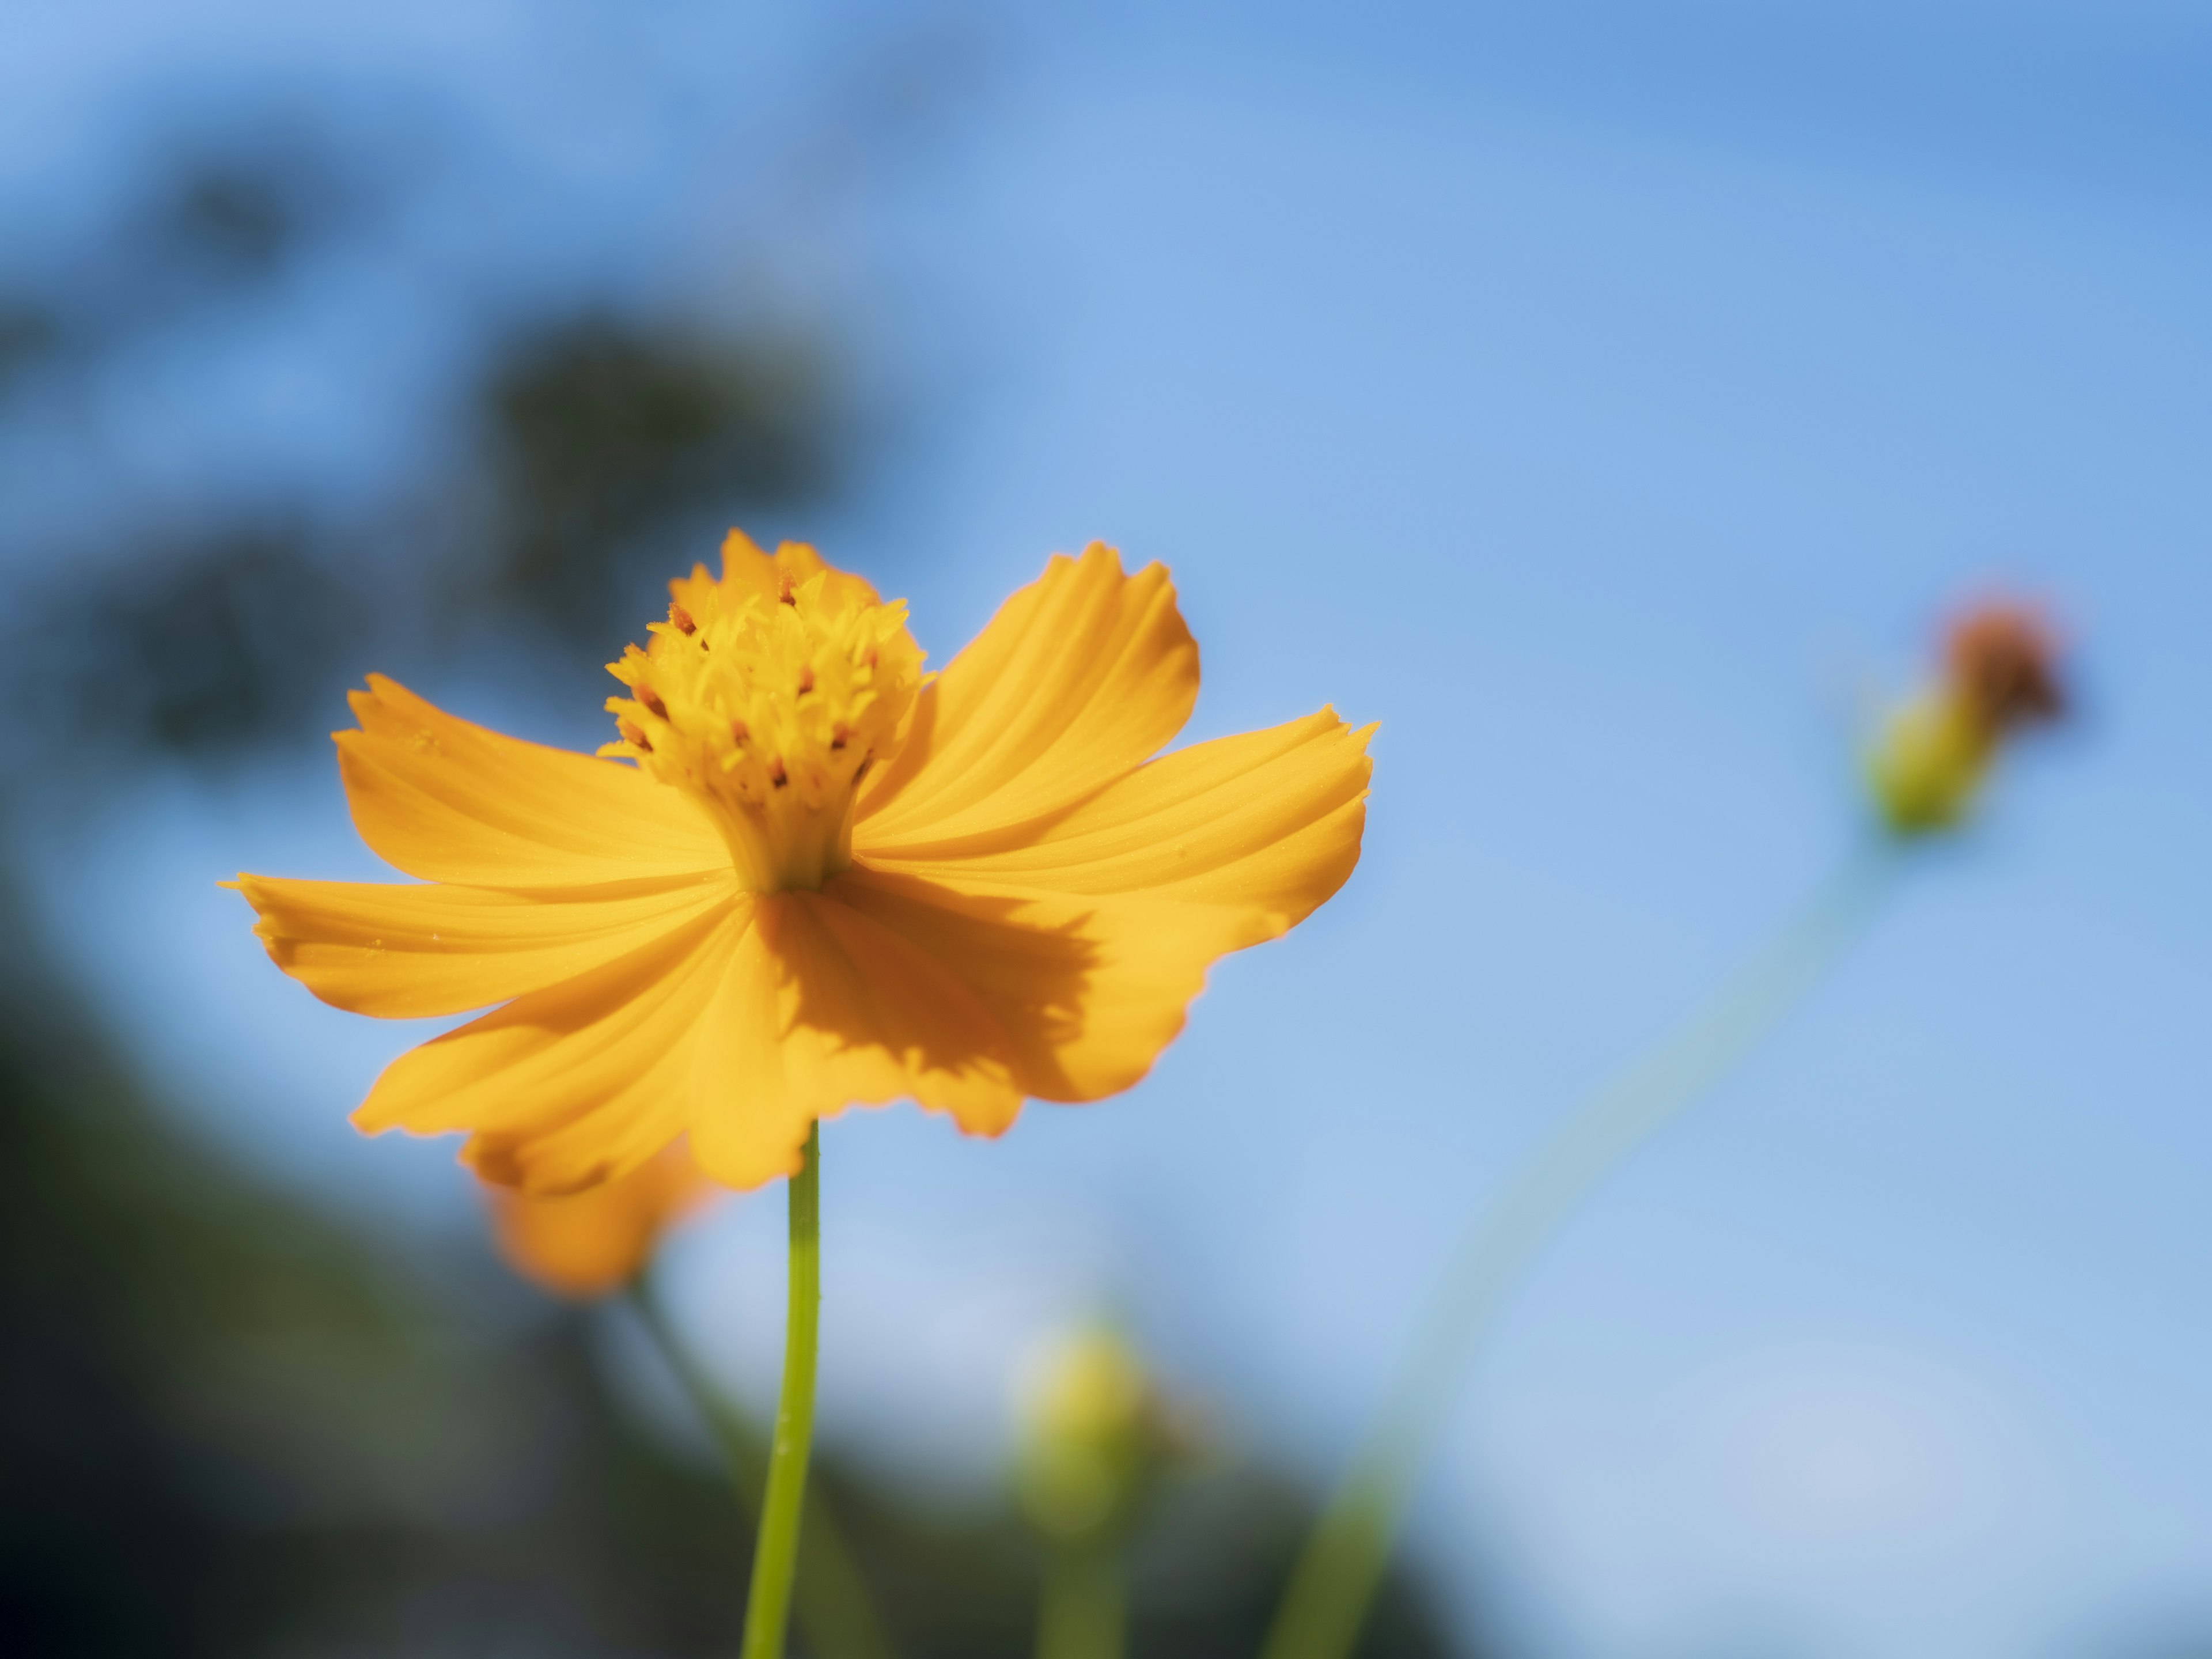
601 536 926 891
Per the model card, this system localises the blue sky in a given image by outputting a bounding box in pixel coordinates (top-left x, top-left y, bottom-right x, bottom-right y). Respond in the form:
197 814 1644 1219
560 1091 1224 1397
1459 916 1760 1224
7 4 2211 1656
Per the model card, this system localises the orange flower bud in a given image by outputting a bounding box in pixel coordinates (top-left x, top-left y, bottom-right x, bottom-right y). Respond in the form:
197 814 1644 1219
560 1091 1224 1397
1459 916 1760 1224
1870 596 2067 836
486 1145 717 1298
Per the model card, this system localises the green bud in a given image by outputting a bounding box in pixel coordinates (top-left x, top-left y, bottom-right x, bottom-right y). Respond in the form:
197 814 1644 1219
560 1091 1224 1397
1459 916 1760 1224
1868 688 1994 836
1016 1326 1175 1544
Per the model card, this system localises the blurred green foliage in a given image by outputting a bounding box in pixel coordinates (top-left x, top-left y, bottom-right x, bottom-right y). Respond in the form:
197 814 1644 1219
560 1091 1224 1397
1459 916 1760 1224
0 121 841 762
486 315 838 641
0 855 1459 1656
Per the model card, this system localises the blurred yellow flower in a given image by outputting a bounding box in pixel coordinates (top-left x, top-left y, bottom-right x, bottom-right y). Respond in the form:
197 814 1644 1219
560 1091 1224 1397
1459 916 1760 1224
488 1143 715 1298
236 534 1373 1194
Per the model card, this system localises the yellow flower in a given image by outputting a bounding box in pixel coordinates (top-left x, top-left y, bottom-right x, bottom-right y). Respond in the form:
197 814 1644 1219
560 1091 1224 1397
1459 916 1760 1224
234 535 1373 1194
488 1143 717 1298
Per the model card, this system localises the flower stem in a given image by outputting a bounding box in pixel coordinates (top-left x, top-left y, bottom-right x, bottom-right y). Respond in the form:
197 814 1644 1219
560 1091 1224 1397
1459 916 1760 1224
741 1123 824 1659
1261 841 1902 1659
627 1270 895 1659
1036 1541 1126 1659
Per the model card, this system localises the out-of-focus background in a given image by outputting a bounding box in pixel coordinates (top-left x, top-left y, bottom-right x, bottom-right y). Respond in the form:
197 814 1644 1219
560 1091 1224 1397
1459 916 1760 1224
4 3 2210 1656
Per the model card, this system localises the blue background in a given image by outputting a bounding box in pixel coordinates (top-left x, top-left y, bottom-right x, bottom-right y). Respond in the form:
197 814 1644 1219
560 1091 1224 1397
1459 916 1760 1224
6 4 2210 1654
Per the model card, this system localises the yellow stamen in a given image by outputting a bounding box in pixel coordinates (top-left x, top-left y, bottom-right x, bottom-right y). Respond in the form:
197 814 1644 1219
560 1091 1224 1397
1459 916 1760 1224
600 532 926 891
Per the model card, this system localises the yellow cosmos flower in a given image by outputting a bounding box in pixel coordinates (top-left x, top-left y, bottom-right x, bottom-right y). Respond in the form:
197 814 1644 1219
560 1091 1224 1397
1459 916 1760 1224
233 533 1373 1194
487 1144 716 1298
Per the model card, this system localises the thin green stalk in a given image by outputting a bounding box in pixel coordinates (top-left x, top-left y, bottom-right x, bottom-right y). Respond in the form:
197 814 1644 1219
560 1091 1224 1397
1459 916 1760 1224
627 1273 895 1659
1262 841 1903 1659
1036 1541 1126 1659
742 1124 824 1659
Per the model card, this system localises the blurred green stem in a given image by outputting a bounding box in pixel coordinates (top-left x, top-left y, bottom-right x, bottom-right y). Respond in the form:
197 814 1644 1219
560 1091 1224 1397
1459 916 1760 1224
628 1267 894 1659
1036 1541 1125 1659
741 1124 824 1659
1261 840 1902 1659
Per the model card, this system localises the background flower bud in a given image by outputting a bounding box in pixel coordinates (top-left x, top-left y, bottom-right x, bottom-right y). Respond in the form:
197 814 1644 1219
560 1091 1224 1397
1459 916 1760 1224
1868 598 2066 836
1015 1325 1182 1546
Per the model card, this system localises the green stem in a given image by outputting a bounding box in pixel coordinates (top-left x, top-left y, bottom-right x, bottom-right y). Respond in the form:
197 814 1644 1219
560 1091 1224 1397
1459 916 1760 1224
627 1271 895 1659
1261 842 1902 1659
741 1123 824 1659
1036 1541 1126 1659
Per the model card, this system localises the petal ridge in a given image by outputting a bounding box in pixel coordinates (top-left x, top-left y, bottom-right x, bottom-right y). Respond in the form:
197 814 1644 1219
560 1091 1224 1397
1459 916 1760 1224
236 870 738 1018
338 675 725 886
856 545 1198 850
864 710 1373 929
355 896 747 1194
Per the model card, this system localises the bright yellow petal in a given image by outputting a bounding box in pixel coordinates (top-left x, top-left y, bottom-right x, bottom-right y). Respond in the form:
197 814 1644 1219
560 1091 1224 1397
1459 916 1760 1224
487 1144 718 1298
355 899 745 1194
823 867 1262 1107
338 674 726 886
855 544 1198 853
234 870 736 1018
686 891 1026 1189
866 710 1374 926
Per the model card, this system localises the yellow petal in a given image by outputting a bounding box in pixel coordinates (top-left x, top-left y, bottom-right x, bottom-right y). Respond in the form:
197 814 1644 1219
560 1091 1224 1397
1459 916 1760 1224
823 867 1262 1107
867 710 1374 926
856 545 1198 853
487 1144 718 1298
235 870 736 1018
687 891 1026 1189
338 674 726 886
355 900 744 1194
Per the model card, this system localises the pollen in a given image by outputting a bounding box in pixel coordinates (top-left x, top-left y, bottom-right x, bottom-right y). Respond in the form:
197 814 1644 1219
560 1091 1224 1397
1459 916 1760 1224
600 532 926 891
